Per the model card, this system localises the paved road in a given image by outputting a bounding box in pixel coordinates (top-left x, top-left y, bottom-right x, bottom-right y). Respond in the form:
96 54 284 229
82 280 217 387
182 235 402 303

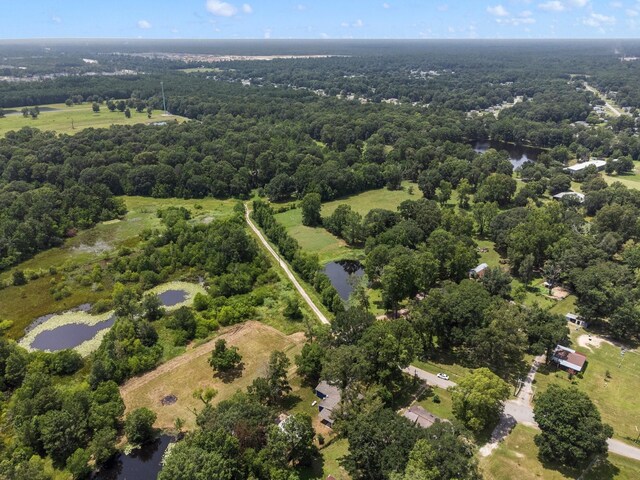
402 365 456 389
584 83 623 117
608 439 640 461
409 354 640 462
244 204 330 326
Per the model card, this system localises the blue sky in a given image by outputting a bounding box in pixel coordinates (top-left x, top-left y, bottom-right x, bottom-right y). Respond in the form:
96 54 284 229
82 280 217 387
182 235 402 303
1 0 639 39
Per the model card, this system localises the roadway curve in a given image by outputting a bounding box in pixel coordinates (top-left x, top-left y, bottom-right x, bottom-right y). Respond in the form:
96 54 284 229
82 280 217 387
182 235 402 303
244 203 330 325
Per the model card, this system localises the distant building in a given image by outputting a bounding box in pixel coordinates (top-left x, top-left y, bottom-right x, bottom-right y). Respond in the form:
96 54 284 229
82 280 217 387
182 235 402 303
553 191 585 203
551 345 587 373
403 405 441 429
566 313 588 328
315 381 341 428
469 263 489 279
565 160 606 174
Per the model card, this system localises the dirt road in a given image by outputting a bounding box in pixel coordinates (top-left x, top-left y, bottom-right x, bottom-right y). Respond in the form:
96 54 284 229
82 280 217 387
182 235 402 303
244 203 330 325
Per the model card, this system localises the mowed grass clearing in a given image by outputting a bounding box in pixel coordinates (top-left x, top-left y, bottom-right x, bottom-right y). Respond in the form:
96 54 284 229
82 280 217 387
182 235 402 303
480 424 640 480
0 102 186 137
120 321 305 430
274 182 418 263
533 328 640 445
0 196 237 339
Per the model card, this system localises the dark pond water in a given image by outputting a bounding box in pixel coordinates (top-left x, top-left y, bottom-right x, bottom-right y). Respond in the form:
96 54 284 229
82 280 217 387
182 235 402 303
30 315 115 351
93 435 173 480
472 140 542 170
26 303 93 334
324 260 365 301
158 289 188 307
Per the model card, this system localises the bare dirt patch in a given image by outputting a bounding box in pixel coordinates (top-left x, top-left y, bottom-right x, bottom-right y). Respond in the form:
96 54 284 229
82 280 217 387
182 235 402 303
71 240 113 254
577 334 610 351
120 321 305 430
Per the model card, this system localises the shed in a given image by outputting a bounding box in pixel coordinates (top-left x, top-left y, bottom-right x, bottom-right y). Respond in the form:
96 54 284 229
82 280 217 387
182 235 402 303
403 405 440 429
566 313 588 328
469 263 489 279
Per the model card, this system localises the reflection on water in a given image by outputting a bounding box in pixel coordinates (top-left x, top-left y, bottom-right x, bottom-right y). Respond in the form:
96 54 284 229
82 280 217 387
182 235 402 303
324 260 365 301
93 435 173 480
472 140 541 169
158 289 188 307
30 316 115 351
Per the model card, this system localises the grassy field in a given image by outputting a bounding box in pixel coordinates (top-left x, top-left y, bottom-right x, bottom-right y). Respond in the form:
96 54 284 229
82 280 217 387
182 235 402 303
0 196 238 339
415 385 454 420
481 424 640 480
120 321 305 430
274 182 419 264
533 328 640 445
0 102 186 137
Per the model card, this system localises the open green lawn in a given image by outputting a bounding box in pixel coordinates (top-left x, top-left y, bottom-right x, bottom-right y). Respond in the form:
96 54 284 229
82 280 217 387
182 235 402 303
415 385 454 420
274 182 418 264
481 424 640 480
0 196 237 339
533 329 640 445
0 102 187 136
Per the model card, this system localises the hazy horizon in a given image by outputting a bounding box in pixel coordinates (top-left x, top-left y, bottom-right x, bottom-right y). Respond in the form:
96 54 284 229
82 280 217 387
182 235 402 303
2 0 640 40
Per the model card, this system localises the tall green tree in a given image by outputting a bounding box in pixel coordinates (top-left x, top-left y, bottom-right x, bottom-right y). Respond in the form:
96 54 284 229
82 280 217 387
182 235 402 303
300 193 322 227
534 385 612 468
451 368 510 431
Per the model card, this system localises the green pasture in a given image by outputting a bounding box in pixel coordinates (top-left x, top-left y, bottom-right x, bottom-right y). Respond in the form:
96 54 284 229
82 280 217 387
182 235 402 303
533 329 640 445
0 102 187 136
480 424 640 480
274 182 418 264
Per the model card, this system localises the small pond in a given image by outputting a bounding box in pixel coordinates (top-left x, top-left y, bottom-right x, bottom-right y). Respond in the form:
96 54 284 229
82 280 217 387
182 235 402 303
158 289 188 307
93 435 173 480
472 140 542 170
324 260 365 301
30 316 115 351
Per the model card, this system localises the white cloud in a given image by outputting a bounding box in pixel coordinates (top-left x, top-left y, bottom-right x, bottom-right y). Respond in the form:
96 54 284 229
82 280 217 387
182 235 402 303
320 32 330 39
137 19 152 29
295 4 307 10
264 28 271 39
583 12 616 27
340 21 349 27
538 1 565 11
383 2 390 8
521 10 533 17
242 3 252 13
568 0 589 6
353 19 364 27
487 4 509 16
206 0 238 17
51 15 62 23
627 8 639 16
437 4 449 12
610 1 623 8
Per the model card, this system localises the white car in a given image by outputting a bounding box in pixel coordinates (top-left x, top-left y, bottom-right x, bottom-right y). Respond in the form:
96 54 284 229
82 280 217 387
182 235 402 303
436 373 450 380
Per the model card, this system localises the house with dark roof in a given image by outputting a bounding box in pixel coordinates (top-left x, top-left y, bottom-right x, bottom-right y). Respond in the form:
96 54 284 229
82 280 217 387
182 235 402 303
551 345 587 373
315 381 341 428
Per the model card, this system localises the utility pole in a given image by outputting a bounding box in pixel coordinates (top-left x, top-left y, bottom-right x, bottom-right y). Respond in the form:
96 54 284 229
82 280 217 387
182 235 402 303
160 81 167 114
